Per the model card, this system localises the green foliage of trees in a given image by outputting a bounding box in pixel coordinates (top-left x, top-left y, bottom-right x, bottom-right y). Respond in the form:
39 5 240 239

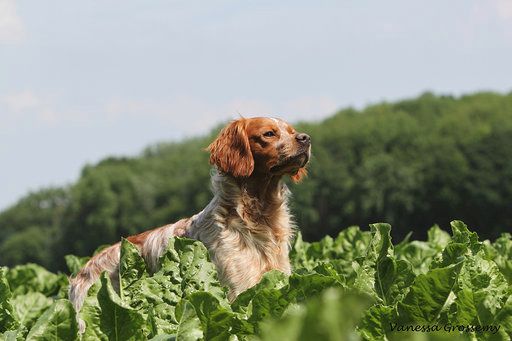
1 91 511 271
290 92 512 241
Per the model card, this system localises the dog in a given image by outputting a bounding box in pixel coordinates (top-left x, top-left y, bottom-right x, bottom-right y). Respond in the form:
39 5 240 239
69 117 311 332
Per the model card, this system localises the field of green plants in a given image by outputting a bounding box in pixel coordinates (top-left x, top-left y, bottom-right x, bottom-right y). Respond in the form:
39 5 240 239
1 221 511 340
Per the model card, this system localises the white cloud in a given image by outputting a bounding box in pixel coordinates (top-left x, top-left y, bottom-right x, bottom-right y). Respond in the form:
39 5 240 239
1 91 59 124
494 0 512 19
471 0 512 22
225 96 338 123
105 95 337 135
281 96 339 120
1 91 39 112
0 0 25 43
104 96 229 136
1 90 337 137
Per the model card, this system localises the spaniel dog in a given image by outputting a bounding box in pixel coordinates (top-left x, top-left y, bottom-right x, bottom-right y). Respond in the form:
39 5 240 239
69 117 311 332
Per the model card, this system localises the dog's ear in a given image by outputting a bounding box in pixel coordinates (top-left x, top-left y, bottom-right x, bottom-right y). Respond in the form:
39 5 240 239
208 119 254 177
291 167 307 183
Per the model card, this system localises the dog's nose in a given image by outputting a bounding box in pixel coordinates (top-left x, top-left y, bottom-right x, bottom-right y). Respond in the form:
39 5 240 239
296 133 311 145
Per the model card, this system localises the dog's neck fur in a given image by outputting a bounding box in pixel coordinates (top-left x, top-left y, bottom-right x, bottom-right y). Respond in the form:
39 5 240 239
194 171 292 238
189 171 294 299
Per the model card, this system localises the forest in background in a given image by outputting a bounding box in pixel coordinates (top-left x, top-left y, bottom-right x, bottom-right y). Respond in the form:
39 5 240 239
1 91 511 272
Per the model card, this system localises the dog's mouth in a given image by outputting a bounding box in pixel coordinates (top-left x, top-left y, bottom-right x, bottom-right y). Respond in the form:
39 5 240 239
270 150 310 174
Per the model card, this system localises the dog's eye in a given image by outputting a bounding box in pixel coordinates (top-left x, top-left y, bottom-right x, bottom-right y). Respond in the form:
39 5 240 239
263 131 275 137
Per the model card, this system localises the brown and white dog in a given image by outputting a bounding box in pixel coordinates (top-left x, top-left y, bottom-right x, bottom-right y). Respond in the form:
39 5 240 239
69 117 311 332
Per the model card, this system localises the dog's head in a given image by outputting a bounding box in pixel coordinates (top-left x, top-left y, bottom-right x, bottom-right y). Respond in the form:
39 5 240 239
208 117 311 182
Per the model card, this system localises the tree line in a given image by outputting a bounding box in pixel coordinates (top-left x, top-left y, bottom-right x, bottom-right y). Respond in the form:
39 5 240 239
1 91 511 271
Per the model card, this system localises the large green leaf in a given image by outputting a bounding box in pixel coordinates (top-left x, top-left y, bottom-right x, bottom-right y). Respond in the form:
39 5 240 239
232 270 289 325
5 264 67 298
0 330 22 341
455 251 509 326
357 305 395 340
351 224 393 297
398 261 463 324
394 225 451 276
178 292 234 341
333 226 373 261
287 263 344 303
146 237 227 336
0 268 18 333
129 274 181 336
490 296 512 340
81 274 146 341
366 223 393 262
174 300 202 341
375 257 415 306
289 232 314 270
395 240 439 275
290 227 372 271
259 288 373 341
25 299 78 341
12 292 52 332
158 238 225 300
427 225 452 251
450 220 482 256
119 238 148 300
352 223 412 304
486 233 512 284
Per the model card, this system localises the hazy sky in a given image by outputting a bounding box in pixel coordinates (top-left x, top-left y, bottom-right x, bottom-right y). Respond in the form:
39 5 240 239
1 0 511 210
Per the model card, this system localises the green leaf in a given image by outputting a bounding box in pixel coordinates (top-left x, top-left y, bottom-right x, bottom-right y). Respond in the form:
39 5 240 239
0 330 23 341
232 270 289 322
0 268 18 333
491 296 512 340
259 288 373 341
81 273 146 341
333 226 373 261
289 232 312 270
432 242 468 268
5 264 67 298
431 221 486 270
174 300 202 341
427 225 451 250
290 227 372 271
25 299 78 341
353 223 400 301
12 292 52 331
287 263 344 303
375 257 415 305
395 240 439 275
119 238 148 300
98 273 146 340
455 251 509 325
450 220 482 255
158 238 225 300
398 261 463 324
486 233 512 284
358 305 395 340
128 274 181 335
351 260 377 298
179 292 234 341
367 223 393 262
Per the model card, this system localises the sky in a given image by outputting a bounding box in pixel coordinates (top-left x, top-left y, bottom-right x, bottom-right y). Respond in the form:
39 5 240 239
1 0 512 210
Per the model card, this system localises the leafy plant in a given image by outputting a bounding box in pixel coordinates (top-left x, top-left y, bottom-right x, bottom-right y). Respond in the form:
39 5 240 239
0 221 511 340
